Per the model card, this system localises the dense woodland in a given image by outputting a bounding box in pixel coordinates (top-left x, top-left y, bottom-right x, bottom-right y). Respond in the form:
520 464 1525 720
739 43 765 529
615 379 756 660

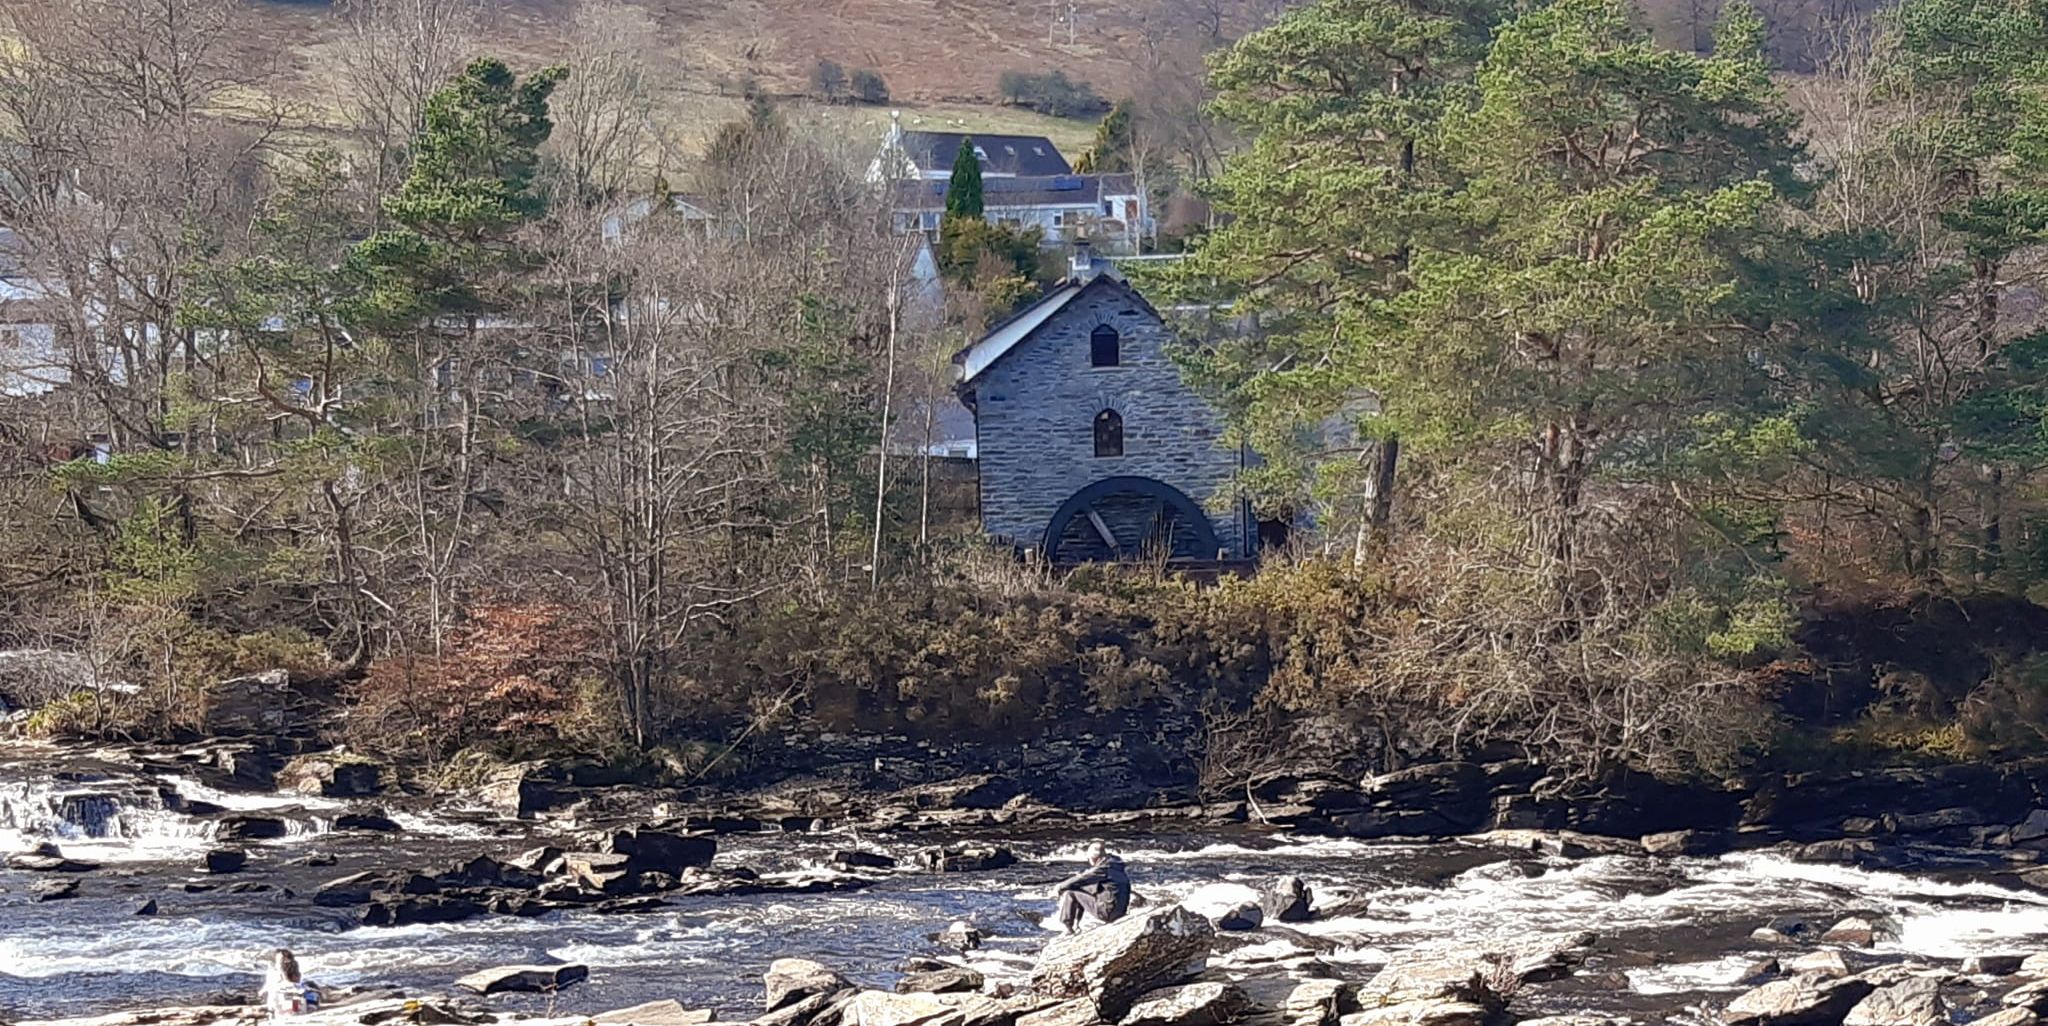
0 0 2045 793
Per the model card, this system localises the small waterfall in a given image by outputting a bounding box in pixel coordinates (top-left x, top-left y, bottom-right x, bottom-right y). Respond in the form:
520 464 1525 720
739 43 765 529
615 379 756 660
0 778 218 855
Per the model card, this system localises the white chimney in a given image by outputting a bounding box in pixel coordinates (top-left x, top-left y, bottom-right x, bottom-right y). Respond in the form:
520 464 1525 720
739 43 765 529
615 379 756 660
1069 237 1094 281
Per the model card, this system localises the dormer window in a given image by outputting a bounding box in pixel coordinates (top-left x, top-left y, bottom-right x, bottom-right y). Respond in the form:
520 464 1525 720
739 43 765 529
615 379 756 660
1090 325 1120 367
1094 409 1124 457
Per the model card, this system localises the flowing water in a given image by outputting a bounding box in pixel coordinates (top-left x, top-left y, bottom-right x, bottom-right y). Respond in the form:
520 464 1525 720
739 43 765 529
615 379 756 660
5 750 2048 1024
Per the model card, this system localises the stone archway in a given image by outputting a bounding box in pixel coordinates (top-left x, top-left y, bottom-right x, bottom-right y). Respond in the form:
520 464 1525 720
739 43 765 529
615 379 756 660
1043 476 1220 563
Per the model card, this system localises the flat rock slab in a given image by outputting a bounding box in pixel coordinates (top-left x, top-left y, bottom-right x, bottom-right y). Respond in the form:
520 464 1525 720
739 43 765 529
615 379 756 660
1726 976 1877 1026
455 964 589 995
1338 1001 1490 1026
593 1000 715 1026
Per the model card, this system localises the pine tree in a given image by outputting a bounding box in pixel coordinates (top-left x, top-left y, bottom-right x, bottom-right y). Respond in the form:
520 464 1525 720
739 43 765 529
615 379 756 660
944 137 984 219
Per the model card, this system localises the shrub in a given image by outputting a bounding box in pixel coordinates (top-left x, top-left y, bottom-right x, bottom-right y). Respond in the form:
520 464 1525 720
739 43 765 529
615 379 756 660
810 58 846 101
995 69 1109 118
849 68 889 104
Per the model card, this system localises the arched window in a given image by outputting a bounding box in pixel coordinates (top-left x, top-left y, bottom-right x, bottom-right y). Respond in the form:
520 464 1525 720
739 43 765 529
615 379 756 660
1090 325 1120 367
1094 409 1124 457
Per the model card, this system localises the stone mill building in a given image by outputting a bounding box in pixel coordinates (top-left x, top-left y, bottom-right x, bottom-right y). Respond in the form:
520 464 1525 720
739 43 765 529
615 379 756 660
955 246 1253 562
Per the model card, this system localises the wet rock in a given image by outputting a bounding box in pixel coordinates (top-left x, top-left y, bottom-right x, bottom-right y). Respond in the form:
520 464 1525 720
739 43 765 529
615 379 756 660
1641 830 1729 857
1260 876 1314 924
6 850 99 872
361 894 487 927
1738 958 1782 984
455 963 589 995
916 844 1018 873
1893 807 1985 834
1752 917 1814 944
509 845 564 874
1338 1001 1490 1026
214 814 290 842
896 967 985 995
590 826 715 875
2005 978 2048 1013
831 850 897 871
432 854 540 890
279 754 383 797
934 921 986 952
312 870 408 906
335 810 401 833
133 897 159 915
1725 976 1876 1026
1843 977 1943 1026
1823 917 1880 946
1213 903 1264 932
1786 950 1853 977
1965 956 2028 976
765 958 855 1013
201 848 248 874
1031 906 1216 1020
1120 983 1249 1026
32 877 79 901
1976 1009 2042 1026
288 852 338 867
593 999 716 1026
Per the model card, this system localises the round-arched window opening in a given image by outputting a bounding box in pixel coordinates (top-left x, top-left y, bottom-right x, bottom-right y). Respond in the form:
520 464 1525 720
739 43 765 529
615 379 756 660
1090 325 1120 367
1094 409 1124 457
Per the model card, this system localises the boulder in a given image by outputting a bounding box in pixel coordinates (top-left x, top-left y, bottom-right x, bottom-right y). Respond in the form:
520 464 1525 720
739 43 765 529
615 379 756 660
335 810 402 833
360 894 488 927
1019 1000 1104 1026
1213 903 1264 932
509 845 564 874
832 850 897 871
1641 830 1729 857
1823 917 1880 946
433 854 541 890
897 968 986 995
1753 917 1815 944
593 1000 716 1026
1966 956 2028 977
1725 976 1877 1026
591 826 716 874
916 844 1018 873
563 851 636 895
1738 958 1782 984
201 848 248 874
1355 957 1492 1010
766 959 855 1013
214 815 290 842
1278 980 1347 1026
1515 1019 1631 1026
32 877 80 901
2013 810 2048 845
313 870 410 906
455 963 589 995
1786 950 1853 977
1843 977 1943 1026
133 897 159 916
1119 984 1250 1026
1260 876 1314 924
477 762 553 818
835 991 1012 1026
1338 1002 1490 1026
1031 906 1216 1020
2022 954 2048 976
279 754 383 797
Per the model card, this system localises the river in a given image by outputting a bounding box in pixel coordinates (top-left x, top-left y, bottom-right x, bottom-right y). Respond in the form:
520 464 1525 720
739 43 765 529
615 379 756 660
4 748 2048 1024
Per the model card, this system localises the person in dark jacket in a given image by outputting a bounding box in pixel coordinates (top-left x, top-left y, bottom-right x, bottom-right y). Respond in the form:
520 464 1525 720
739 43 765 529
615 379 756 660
1053 841 1130 933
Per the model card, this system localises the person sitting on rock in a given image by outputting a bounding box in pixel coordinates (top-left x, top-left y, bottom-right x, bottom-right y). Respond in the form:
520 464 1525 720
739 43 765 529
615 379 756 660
260 949 317 1018
1053 841 1130 933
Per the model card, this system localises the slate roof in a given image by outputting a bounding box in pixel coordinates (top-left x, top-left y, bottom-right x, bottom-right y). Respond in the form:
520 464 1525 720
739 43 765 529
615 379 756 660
898 131 1072 177
890 173 1139 211
954 271 1159 386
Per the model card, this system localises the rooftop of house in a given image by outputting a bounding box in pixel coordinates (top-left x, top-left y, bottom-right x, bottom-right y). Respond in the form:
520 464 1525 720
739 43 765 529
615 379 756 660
896 131 1073 177
954 250 1144 386
889 173 1139 211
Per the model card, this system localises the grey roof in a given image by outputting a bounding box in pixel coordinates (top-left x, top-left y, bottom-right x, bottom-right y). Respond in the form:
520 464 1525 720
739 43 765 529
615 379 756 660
898 131 1072 177
890 173 1138 212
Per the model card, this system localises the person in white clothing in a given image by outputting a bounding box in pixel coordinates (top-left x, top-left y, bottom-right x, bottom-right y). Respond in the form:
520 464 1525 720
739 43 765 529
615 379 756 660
259 949 315 1018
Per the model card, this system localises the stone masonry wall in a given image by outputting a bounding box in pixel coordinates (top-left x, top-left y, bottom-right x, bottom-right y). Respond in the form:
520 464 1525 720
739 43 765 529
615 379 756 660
971 280 1246 557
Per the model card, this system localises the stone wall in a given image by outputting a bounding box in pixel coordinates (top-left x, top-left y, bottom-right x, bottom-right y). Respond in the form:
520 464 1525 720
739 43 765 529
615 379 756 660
970 279 1248 557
